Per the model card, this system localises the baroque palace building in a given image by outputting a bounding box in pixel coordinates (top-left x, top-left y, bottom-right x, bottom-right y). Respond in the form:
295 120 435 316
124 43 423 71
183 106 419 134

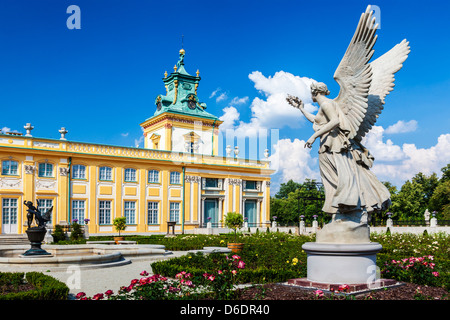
0 49 273 236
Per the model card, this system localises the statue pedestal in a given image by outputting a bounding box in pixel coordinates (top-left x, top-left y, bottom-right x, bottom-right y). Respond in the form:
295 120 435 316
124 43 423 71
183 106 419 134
22 227 52 257
302 242 382 284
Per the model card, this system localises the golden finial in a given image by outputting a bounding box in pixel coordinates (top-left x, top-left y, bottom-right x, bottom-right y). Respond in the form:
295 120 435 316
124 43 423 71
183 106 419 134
196 69 200 77
179 48 185 55
173 65 177 72
164 71 168 78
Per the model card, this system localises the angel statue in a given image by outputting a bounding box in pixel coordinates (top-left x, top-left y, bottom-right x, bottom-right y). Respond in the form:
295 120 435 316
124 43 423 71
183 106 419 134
287 5 410 243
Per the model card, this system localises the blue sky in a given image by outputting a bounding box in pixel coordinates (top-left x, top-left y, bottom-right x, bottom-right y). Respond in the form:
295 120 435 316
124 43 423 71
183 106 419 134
0 0 449 193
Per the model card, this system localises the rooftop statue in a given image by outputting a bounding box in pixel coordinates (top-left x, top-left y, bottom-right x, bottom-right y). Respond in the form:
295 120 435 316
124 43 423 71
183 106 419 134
287 5 410 243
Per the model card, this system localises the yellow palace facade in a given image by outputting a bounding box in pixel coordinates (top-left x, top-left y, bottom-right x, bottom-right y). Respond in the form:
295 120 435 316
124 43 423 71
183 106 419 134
0 50 273 236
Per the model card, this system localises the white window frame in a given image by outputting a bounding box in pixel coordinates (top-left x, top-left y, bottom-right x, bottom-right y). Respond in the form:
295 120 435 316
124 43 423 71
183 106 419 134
72 165 86 179
148 170 159 183
124 168 137 182
38 199 53 222
124 201 136 224
2 160 18 175
169 202 180 222
2 198 18 226
99 200 111 225
170 171 180 184
38 163 53 177
147 201 159 225
99 166 112 181
72 200 85 224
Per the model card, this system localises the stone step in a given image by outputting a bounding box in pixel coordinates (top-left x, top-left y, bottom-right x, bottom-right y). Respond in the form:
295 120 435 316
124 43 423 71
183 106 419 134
0 234 29 245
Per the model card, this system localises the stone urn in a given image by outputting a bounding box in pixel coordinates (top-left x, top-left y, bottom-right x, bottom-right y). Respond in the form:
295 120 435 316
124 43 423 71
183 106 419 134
23 227 52 256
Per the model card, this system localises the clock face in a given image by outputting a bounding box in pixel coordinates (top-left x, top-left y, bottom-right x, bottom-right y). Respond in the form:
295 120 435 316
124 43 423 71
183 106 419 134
188 100 196 110
188 95 197 110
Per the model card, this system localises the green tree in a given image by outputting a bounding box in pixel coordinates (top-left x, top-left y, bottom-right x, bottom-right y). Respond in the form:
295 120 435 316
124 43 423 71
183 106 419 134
390 180 425 220
428 164 450 220
270 179 325 225
390 171 439 220
429 180 450 219
274 180 302 199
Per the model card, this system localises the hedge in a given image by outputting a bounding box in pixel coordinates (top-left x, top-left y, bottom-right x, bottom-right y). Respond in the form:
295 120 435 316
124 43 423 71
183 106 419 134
0 272 69 300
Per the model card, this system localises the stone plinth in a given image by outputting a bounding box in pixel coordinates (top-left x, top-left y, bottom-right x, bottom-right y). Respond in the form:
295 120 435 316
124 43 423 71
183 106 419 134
302 242 382 284
287 278 400 294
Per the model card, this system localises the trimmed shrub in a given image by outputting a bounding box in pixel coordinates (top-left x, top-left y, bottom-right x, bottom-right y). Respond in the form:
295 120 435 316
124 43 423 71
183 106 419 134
0 272 69 300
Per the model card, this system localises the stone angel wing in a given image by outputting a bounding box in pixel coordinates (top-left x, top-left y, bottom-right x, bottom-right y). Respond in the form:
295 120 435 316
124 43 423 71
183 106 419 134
354 39 410 142
333 5 378 140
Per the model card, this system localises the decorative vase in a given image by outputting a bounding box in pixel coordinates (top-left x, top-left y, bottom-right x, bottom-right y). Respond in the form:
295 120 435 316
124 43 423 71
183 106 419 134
23 227 52 256
227 243 244 253
114 236 125 244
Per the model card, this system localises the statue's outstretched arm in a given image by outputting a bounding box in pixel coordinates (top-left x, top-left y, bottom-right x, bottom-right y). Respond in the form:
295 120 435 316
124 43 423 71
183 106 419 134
305 101 339 148
286 95 315 123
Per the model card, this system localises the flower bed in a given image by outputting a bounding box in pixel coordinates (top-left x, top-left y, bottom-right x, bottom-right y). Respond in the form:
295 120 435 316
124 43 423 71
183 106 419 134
0 272 69 300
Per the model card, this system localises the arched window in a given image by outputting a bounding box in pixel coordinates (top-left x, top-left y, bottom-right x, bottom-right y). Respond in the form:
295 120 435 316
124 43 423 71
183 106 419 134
99 166 112 181
148 170 159 183
72 164 86 179
124 168 137 182
170 171 180 184
1 160 18 175
38 163 53 177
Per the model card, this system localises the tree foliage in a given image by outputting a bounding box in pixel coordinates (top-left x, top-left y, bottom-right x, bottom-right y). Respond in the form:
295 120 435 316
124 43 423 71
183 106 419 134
270 179 327 225
270 164 450 223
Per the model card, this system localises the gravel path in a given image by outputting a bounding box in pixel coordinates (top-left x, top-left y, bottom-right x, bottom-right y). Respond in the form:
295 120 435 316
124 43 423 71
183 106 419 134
0 251 189 299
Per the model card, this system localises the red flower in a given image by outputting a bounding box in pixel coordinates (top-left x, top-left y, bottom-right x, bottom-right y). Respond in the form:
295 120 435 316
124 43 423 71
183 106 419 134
140 270 149 277
93 293 104 300
75 292 86 299
104 290 114 297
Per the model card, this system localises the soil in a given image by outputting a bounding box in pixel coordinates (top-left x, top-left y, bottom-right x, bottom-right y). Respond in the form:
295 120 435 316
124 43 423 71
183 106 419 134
0 284 36 296
237 282 449 300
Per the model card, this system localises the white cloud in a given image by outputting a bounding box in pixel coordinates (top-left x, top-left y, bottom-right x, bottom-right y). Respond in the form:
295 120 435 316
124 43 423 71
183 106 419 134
121 132 129 137
209 88 221 99
230 96 249 105
269 138 320 184
362 126 450 186
385 120 418 134
1 127 11 134
219 106 240 131
216 92 228 103
218 71 318 138
362 126 406 162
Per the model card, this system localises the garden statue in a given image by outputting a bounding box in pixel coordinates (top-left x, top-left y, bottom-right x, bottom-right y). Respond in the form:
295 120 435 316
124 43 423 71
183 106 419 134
287 5 409 244
24 200 52 228
22 200 52 256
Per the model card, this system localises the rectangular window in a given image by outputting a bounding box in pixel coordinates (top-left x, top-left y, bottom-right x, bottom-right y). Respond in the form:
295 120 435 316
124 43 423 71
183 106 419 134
170 171 180 184
124 168 137 182
38 163 53 177
148 170 159 183
72 165 86 179
99 167 112 181
147 201 159 224
244 180 258 190
124 201 136 224
205 178 218 188
99 200 111 225
72 200 85 223
2 160 18 175
169 202 180 222
38 199 53 222
2 198 17 225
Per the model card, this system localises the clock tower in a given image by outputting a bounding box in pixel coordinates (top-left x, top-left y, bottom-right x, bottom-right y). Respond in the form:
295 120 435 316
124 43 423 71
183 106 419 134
140 49 222 155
